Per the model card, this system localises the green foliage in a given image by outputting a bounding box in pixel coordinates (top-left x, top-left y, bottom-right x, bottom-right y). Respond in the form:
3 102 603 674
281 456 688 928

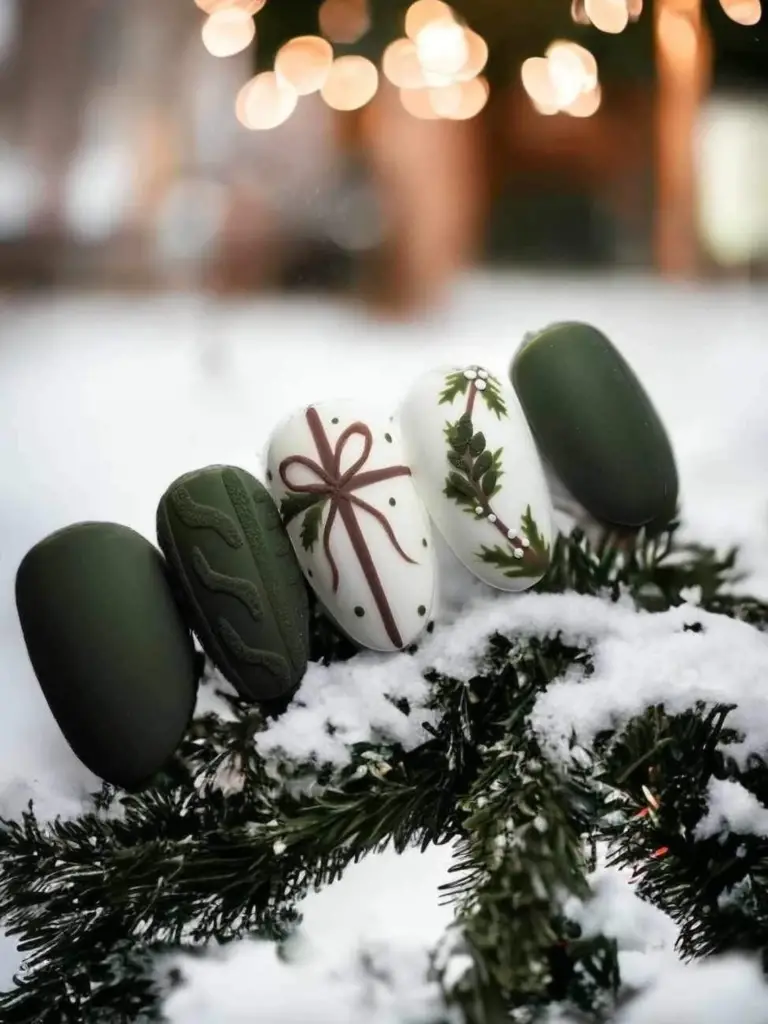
443 416 503 513
299 500 326 551
438 369 507 420
279 491 321 526
477 506 550 579
1 520 767 1022
478 375 507 420
439 371 472 407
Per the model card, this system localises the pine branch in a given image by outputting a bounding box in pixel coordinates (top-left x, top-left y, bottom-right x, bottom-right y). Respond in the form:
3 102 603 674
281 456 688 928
3 520 768 1022
595 703 768 964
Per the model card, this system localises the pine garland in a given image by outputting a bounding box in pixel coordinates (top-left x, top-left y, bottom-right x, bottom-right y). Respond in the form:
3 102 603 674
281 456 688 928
1 521 767 1022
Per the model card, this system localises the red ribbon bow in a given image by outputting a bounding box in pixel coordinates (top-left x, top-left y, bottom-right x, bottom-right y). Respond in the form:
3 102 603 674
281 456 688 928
279 407 417 648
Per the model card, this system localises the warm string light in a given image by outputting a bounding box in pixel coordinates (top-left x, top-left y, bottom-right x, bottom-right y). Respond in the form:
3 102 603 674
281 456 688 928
571 0 643 31
235 71 298 130
195 0 265 13
194 0 491 128
719 0 762 24
274 35 334 95
319 0 371 43
386 2 489 121
321 55 379 111
201 6 256 57
521 41 602 118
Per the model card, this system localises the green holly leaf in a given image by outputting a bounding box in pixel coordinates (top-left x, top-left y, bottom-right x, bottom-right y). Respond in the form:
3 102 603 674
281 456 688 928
481 469 498 496
456 416 473 445
300 501 326 552
447 472 476 499
472 451 493 480
438 370 470 406
476 543 531 577
281 491 323 526
521 504 549 559
479 375 508 419
447 450 465 470
469 432 486 456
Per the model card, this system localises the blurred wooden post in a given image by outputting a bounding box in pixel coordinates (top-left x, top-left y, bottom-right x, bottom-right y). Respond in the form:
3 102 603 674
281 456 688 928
12 0 102 232
653 0 712 276
358 79 487 316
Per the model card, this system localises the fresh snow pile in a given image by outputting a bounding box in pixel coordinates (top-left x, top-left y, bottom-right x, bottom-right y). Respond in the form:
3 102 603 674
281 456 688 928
1 275 767 1017
163 843 460 1024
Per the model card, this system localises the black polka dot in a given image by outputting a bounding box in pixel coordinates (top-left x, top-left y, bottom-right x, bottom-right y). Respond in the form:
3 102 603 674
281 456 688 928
427 621 435 634
331 417 339 425
266 470 273 482
422 538 428 548
389 497 396 507
354 606 365 617
417 605 426 617
307 569 313 578
384 433 392 443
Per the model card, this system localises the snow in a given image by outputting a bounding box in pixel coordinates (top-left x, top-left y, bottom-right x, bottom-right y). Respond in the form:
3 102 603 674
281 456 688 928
162 844 459 1024
696 778 768 840
0 274 767 1017
612 956 768 1024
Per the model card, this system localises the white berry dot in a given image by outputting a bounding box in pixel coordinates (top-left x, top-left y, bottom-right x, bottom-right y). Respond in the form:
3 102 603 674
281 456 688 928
521 537 531 548
463 369 477 380
477 369 489 380
506 529 515 540
514 548 524 559
474 506 484 516
488 514 497 523
475 379 487 391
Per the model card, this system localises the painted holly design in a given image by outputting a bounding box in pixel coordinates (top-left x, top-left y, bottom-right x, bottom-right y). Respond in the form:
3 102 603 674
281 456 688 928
439 366 507 419
440 367 550 579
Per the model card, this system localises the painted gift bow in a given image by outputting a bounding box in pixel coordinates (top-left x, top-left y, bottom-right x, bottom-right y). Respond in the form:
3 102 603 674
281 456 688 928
279 407 418 648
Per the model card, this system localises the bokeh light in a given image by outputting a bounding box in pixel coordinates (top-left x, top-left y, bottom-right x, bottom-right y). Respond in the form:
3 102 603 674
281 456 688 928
195 0 265 13
564 82 602 117
719 0 762 25
415 17 469 76
521 57 559 113
275 35 333 95
318 0 371 44
546 43 589 106
399 87 442 119
627 0 644 20
570 0 592 25
546 40 598 90
321 55 379 111
436 76 489 120
584 0 629 33
383 38 431 89
236 71 298 129
404 0 455 40
201 8 256 57
522 44 601 118
454 29 489 82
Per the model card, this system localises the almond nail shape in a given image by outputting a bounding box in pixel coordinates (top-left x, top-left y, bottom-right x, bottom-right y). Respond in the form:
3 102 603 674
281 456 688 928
398 365 553 592
266 401 437 651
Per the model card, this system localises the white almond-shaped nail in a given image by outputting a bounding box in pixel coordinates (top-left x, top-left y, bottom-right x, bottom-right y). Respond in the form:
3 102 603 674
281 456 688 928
266 400 436 651
397 365 553 592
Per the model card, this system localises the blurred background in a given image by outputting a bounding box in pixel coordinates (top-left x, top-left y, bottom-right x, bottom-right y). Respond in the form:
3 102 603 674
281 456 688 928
0 0 765 315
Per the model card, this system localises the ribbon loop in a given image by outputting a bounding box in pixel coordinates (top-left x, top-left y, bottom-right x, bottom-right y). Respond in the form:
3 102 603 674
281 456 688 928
279 453 335 494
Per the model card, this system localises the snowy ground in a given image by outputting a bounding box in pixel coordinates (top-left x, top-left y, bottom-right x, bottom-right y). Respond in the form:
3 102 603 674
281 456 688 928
1 273 768 1020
